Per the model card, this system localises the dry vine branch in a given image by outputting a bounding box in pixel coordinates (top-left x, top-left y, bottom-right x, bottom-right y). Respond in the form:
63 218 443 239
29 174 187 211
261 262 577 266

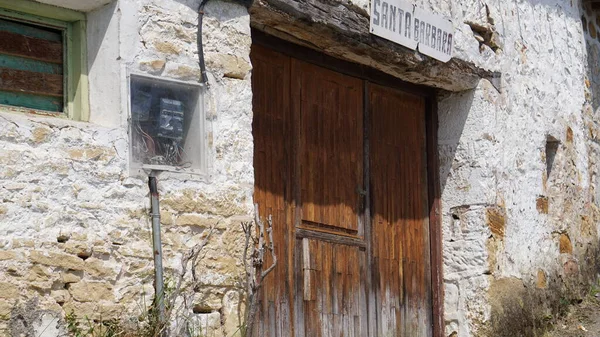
157 224 215 337
241 204 277 337
168 225 215 307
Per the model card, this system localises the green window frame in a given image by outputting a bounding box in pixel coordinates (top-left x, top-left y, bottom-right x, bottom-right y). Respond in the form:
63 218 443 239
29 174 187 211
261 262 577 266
0 0 89 121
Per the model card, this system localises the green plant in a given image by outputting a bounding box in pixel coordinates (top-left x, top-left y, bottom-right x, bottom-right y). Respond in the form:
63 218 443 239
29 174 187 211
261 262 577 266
65 311 120 337
589 279 600 298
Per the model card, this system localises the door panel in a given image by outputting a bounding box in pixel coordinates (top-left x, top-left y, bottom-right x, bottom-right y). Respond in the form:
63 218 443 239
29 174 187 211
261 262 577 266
297 238 367 337
369 84 432 337
251 44 292 337
293 59 368 336
295 59 363 233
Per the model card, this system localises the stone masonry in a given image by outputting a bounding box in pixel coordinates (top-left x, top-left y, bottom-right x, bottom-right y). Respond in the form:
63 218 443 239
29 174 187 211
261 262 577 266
0 0 253 335
2 0 600 336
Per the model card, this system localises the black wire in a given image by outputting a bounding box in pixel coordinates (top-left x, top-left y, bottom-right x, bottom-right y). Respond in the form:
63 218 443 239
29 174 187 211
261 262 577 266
198 0 210 86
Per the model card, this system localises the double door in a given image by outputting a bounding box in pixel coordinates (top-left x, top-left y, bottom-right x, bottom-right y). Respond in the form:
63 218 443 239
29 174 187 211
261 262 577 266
252 43 433 337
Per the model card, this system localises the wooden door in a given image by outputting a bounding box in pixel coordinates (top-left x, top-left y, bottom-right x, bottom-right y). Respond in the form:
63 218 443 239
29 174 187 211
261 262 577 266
251 44 293 336
292 59 368 337
251 43 433 337
369 84 432 336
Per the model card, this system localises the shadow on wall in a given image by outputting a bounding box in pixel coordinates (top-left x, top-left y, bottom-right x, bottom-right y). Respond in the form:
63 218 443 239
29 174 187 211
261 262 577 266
582 2 600 111
87 1 118 68
436 89 474 196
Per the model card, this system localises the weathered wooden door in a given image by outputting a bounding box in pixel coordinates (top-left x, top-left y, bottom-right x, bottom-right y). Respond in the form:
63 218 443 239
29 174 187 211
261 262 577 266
292 58 368 337
369 84 432 336
252 42 433 337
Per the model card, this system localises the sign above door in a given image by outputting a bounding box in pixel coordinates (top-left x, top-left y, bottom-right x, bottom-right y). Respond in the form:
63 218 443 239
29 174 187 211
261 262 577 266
370 0 454 62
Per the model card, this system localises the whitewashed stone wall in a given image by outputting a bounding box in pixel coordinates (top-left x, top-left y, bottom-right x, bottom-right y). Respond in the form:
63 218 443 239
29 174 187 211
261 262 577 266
2 0 600 336
0 0 253 336
436 0 600 336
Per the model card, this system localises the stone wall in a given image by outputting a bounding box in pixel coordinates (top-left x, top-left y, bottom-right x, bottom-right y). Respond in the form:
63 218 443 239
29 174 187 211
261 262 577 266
0 0 253 336
2 0 600 336
437 0 600 336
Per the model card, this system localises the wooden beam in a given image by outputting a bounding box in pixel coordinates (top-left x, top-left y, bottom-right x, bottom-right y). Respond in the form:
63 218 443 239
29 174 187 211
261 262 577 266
252 29 435 99
251 0 496 92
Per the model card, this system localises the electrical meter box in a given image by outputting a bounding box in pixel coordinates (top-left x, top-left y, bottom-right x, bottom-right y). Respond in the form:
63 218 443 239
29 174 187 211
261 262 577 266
128 74 204 173
158 98 185 141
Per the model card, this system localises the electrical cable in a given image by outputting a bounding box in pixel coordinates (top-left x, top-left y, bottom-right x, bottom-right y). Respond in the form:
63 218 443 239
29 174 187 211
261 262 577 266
198 0 210 87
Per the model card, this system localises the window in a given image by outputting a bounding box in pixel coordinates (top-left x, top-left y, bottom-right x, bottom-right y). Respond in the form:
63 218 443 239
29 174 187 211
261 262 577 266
0 0 88 120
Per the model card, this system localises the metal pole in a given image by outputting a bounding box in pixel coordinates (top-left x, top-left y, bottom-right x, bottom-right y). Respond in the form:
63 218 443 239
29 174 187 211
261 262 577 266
148 173 165 327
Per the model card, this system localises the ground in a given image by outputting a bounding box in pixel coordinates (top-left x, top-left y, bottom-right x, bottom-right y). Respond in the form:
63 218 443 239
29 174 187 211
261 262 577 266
546 295 600 337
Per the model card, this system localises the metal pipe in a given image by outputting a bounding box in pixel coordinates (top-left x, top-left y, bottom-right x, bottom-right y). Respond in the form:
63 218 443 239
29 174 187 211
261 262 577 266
148 173 165 326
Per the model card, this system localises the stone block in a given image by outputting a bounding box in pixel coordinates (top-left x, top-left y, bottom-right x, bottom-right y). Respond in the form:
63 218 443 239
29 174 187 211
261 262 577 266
0 299 13 318
62 301 97 319
168 65 201 81
140 59 166 74
536 196 549 214
566 127 574 143
536 270 547 289
162 189 247 217
0 251 16 261
31 126 52 144
29 251 84 270
116 244 152 259
27 265 53 283
68 281 114 302
0 282 19 299
13 239 34 249
67 145 116 162
61 271 82 284
444 283 459 320
221 226 244 253
564 259 579 276
84 258 119 279
64 242 93 260
193 287 225 311
92 241 111 255
51 289 70 304
207 54 251 80
559 234 573 254
177 214 216 228
486 207 505 238
160 210 174 226
154 41 181 55
125 259 152 274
